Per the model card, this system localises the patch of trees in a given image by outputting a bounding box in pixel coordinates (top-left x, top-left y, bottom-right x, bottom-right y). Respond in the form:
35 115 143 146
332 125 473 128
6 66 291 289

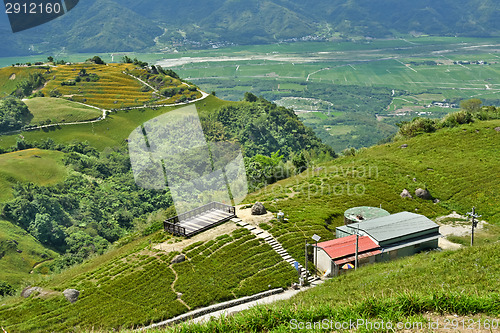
0 97 31 132
13 73 46 98
1 142 172 271
122 56 148 68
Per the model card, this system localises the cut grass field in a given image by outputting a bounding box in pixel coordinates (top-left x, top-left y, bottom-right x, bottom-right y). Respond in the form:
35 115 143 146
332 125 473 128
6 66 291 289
0 227 296 332
0 148 68 202
0 95 236 151
24 97 102 124
243 119 500 268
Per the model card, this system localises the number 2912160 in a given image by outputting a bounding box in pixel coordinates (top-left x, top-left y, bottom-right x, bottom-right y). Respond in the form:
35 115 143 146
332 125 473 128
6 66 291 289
5 2 62 14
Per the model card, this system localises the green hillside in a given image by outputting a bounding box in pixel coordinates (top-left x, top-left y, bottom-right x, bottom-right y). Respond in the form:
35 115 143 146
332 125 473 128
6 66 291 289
0 219 58 287
1 0 499 55
243 119 500 265
164 242 500 332
0 114 497 331
0 149 68 202
24 98 102 124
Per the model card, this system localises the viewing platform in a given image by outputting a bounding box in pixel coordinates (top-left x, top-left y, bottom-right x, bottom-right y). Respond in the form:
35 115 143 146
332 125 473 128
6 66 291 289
163 202 236 237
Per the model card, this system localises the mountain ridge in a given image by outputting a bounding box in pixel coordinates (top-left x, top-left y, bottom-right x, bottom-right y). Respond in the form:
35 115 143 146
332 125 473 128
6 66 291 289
1 0 499 56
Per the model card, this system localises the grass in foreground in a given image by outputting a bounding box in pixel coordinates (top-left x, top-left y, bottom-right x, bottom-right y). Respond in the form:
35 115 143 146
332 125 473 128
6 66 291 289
157 242 500 333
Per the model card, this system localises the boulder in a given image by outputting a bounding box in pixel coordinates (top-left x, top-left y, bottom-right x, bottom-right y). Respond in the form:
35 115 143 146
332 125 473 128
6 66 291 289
21 286 42 298
433 198 441 204
251 202 267 215
63 289 80 303
400 189 413 199
495 127 500 132
171 254 186 264
400 144 408 148
415 188 432 200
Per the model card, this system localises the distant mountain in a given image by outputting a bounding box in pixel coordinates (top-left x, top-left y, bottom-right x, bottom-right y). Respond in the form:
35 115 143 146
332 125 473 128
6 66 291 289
1 0 499 56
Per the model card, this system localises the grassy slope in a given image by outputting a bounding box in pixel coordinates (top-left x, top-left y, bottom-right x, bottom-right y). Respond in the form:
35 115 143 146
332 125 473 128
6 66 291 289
0 148 68 202
0 67 45 98
0 149 67 287
0 219 58 287
0 95 232 151
243 119 500 268
24 97 102 124
0 228 296 332
166 242 500 333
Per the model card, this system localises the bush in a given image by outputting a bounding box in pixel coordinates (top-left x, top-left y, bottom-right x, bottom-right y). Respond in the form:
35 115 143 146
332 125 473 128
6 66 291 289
396 117 437 138
0 281 15 296
440 111 474 128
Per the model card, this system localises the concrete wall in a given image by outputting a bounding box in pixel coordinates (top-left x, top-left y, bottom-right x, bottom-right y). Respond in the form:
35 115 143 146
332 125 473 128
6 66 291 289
314 248 334 276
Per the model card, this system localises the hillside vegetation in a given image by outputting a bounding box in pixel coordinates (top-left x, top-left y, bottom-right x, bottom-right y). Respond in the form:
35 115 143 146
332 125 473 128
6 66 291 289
2 0 500 55
244 117 500 268
164 242 500 332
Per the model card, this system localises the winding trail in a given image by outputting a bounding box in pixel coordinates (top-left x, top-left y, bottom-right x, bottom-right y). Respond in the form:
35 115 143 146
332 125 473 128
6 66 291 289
0 89 210 136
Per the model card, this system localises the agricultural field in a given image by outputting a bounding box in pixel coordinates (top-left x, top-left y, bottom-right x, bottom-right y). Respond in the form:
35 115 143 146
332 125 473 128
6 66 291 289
24 98 102 124
163 242 500 332
0 95 231 151
0 66 46 98
151 37 500 150
0 227 296 331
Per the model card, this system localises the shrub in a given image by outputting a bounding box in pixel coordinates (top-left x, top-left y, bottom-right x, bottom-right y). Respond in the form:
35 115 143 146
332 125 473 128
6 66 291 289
396 117 437 138
0 281 14 296
440 111 473 128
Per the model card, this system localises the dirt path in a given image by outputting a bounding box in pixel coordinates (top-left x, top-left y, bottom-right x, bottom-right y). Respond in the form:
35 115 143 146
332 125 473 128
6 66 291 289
435 211 487 250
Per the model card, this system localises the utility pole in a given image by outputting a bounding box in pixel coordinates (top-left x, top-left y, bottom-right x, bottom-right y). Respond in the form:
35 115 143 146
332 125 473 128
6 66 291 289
466 207 481 246
355 222 359 270
312 234 321 277
304 240 308 283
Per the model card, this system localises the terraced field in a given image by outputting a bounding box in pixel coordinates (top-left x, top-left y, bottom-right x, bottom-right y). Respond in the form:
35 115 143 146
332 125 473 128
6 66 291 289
40 63 156 109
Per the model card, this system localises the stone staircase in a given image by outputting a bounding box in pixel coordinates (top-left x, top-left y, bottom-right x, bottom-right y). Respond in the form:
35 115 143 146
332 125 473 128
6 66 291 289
232 218 317 284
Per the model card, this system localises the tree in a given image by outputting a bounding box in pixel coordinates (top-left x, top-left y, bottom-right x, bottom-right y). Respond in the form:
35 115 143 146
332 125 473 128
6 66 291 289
28 213 65 247
292 151 308 173
0 281 14 296
89 56 106 65
47 56 54 63
460 98 482 113
244 92 258 102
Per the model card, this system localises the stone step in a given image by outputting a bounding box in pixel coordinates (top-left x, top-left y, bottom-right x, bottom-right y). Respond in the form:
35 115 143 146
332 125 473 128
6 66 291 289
245 225 256 230
253 230 263 235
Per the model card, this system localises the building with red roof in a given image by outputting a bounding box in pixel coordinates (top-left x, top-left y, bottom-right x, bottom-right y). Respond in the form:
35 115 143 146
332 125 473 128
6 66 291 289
314 235 380 276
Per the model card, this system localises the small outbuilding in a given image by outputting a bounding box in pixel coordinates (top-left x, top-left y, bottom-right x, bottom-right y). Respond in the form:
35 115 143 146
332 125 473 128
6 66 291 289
314 235 381 277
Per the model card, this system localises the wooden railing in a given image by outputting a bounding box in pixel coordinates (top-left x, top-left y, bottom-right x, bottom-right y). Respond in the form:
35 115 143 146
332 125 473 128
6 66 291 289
163 202 235 237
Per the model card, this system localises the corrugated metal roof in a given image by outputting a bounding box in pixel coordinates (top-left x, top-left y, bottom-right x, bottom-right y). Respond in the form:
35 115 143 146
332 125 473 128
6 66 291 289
317 235 380 260
349 212 439 243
